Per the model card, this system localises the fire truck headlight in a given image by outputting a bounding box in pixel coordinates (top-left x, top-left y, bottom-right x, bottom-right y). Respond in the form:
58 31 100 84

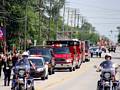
66 59 72 63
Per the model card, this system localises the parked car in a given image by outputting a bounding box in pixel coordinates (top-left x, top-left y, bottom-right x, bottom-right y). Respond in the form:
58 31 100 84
28 56 48 80
28 47 55 75
89 47 102 58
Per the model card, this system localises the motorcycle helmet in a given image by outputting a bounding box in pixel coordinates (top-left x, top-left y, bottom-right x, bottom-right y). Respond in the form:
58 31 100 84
22 51 29 57
105 53 112 60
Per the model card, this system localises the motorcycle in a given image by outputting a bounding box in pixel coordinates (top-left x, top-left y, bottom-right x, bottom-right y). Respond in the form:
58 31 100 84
95 64 120 90
11 59 34 90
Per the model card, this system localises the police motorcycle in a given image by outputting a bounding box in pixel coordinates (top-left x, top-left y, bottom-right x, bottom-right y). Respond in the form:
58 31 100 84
95 63 120 90
11 52 34 90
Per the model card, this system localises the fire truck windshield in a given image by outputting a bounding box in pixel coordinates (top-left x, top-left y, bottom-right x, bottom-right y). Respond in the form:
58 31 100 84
53 47 70 54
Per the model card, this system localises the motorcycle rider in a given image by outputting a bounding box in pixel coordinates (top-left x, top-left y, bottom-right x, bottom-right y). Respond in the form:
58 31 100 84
97 53 120 88
97 53 117 74
11 51 31 89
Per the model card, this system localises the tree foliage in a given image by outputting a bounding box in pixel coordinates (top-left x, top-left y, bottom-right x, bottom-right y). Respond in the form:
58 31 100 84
77 22 100 44
0 0 100 50
0 0 65 50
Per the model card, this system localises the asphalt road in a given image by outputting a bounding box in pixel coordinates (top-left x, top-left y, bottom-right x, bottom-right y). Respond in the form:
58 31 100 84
0 47 120 90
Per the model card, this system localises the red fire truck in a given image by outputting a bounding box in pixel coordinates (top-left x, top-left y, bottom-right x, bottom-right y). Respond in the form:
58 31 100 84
46 39 82 72
80 40 90 63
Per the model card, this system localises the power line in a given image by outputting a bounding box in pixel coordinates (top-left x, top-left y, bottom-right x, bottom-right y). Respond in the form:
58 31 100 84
85 17 120 19
92 23 120 24
69 1 120 12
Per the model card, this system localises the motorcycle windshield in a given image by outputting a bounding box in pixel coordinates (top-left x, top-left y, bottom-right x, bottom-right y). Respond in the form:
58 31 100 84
15 59 30 71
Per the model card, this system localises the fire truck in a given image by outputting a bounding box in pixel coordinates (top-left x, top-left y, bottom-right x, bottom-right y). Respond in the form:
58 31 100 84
46 39 82 72
80 40 90 62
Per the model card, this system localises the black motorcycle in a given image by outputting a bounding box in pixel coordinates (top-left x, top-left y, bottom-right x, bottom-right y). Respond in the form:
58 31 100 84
11 59 34 90
95 64 120 90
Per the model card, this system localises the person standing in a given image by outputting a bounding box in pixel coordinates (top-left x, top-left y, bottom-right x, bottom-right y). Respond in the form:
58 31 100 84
12 53 18 67
0 54 2 78
2 54 12 86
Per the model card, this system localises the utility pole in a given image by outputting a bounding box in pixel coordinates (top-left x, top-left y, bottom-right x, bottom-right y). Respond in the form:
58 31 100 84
62 1 66 39
2 0 7 54
74 9 77 28
67 8 70 31
38 0 42 44
77 14 80 28
24 1 28 51
56 0 60 40
48 0 52 40
70 9 74 39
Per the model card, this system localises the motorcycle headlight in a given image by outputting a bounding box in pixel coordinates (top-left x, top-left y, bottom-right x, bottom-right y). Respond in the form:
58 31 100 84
19 70 25 76
37 68 44 72
104 73 111 79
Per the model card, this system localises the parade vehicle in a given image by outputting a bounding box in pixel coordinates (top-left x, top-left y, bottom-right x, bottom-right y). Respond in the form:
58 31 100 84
28 46 55 75
46 39 82 71
83 40 90 62
89 46 102 58
95 64 120 90
11 59 34 90
28 55 48 80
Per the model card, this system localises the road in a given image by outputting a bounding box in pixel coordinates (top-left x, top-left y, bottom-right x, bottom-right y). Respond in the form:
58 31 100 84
0 47 120 90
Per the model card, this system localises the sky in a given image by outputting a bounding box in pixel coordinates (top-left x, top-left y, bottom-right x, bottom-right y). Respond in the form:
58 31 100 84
65 0 120 42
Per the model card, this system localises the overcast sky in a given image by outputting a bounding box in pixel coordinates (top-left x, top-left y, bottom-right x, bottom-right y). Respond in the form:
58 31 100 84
65 0 120 42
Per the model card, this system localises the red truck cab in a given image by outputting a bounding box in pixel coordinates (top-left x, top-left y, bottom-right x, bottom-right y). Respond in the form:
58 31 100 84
46 40 82 72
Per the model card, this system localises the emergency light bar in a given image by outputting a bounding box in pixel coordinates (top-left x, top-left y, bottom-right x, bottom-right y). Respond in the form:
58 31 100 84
30 55 42 57
52 44 68 47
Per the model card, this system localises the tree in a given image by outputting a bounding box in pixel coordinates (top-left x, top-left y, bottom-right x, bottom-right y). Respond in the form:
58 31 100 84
0 0 65 50
77 21 100 44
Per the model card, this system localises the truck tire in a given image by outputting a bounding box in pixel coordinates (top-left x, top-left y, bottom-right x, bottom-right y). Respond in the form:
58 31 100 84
41 76 46 80
69 67 73 72
73 67 75 71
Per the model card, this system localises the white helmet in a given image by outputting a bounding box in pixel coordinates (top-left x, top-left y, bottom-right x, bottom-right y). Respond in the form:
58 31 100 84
105 53 112 59
22 51 29 56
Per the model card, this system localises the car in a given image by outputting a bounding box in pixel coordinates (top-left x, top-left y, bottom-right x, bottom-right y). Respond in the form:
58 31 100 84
108 45 116 53
28 47 55 75
89 47 102 58
28 56 48 80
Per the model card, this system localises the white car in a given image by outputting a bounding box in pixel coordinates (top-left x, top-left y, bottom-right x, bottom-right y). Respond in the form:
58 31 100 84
28 55 48 80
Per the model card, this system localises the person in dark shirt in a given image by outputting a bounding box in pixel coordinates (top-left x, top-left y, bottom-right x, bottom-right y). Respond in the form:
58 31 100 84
99 53 113 69
0 54 3 78
2 54 13 86
12 53 18 67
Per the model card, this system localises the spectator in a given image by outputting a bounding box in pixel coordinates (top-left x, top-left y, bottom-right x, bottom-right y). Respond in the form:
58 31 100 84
2 54 12 86
12 53 18 67
0 54 2 78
